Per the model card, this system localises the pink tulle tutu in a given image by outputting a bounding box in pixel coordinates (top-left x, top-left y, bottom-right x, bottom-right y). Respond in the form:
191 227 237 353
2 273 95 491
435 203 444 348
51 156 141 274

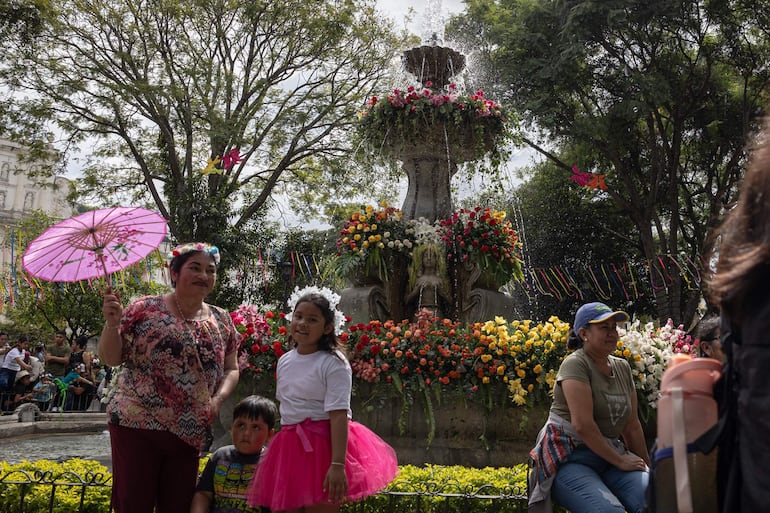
247 418 398 510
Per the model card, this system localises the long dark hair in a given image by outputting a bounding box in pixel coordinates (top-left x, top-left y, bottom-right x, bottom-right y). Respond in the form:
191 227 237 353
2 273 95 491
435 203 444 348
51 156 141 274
291 293 342 356
707 115 770 322
567 329 583 350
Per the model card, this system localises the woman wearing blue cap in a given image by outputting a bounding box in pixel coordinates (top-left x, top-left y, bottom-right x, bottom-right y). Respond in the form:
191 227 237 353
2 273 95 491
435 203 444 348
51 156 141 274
528 302 649 513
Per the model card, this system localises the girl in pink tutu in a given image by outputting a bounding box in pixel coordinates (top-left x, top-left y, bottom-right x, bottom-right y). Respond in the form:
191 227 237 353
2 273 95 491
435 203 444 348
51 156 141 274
247 287 398 512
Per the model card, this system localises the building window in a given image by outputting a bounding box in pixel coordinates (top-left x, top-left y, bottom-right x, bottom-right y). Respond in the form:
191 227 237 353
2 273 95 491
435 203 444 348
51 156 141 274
0 190 5 209
24 191 34 210
0 162 9 182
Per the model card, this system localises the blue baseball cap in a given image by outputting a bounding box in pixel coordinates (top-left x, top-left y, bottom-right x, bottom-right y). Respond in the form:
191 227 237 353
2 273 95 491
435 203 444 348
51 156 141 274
573 302 629 334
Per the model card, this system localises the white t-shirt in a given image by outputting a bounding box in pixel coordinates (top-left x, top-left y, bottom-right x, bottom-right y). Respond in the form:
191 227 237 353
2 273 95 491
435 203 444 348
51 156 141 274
2 347 23 371
276 348 352 425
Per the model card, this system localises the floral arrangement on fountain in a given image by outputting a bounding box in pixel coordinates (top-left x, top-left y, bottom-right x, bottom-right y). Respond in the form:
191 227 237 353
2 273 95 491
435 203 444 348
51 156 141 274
334 202 416 282
230 304 288 391
358 82 511 163
438 206 524 286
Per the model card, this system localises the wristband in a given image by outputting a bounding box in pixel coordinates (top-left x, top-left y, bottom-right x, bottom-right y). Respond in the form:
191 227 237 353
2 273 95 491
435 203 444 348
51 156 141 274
104 324 120 330
330 461 345 467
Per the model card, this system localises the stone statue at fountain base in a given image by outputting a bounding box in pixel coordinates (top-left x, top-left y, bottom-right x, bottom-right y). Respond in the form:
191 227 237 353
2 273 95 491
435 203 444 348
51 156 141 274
455 260 518 324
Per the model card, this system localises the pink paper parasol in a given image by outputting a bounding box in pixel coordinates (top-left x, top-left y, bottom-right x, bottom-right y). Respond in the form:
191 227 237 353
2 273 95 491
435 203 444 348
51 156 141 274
21 206 167 282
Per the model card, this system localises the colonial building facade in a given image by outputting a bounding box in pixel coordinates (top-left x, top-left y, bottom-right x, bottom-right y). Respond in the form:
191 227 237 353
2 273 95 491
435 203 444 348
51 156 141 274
0 138 75 273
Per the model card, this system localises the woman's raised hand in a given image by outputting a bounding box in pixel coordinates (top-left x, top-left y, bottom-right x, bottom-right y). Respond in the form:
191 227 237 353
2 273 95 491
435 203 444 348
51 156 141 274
102 286 123 327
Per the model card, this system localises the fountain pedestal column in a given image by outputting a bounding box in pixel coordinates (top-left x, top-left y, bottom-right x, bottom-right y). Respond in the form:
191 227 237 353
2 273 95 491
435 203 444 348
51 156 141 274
401 151 455 222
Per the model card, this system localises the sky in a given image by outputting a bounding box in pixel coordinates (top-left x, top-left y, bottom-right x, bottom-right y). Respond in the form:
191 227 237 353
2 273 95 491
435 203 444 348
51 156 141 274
375 0 467 41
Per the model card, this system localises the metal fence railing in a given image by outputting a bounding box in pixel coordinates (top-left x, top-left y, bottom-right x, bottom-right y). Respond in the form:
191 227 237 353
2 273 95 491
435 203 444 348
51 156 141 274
1 390 99 415
0 470 529 513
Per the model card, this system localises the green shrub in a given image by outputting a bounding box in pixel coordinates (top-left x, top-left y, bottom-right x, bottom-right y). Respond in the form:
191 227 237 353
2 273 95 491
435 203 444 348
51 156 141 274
0 459 112 513
1 459 553 513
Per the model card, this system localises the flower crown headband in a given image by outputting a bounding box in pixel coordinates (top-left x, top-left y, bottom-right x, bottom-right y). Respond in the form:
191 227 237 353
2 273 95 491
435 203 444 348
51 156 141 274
285 285 347 335
167 242 221 266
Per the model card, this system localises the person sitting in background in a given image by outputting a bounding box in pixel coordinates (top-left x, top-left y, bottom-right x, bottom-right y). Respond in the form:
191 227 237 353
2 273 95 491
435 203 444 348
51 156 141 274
62 363 95 411
33 373 56 411
529 302 649 513
91 359 106 385
694 315 725 363
10 369 34 411
191 395 277 513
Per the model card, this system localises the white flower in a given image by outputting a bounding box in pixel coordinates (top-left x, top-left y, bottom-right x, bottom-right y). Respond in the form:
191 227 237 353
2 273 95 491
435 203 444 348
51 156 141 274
285 285 347 335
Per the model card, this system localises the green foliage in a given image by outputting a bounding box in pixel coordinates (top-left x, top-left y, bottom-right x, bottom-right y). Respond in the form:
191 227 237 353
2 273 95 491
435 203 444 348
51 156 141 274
346 464 532 513
449 0 770 325
0 0 51 49
0 0 408 251
504 158 652 322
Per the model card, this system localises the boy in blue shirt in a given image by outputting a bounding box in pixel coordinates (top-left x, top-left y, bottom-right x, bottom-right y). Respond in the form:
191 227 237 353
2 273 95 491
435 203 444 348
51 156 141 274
191 395 277 513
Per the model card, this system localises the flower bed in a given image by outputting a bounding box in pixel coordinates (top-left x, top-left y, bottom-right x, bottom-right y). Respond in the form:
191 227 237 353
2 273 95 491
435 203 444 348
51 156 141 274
232 304 694 425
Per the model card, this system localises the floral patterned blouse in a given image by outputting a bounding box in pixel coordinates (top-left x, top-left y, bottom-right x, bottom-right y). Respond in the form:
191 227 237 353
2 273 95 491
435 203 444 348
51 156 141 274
106 295 239 450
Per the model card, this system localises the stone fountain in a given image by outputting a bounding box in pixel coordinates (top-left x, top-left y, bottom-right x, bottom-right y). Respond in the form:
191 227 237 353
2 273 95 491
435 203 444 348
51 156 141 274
339 3 517 326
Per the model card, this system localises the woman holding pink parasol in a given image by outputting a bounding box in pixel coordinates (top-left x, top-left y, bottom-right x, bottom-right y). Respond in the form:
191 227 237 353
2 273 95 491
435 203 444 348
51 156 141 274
100 242 240 513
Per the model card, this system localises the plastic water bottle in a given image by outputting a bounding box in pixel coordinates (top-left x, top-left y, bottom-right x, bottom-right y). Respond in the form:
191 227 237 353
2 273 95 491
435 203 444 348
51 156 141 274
654 354 721 513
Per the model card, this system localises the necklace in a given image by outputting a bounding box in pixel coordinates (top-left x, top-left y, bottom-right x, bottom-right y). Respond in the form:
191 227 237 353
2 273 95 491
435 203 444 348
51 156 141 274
173 293 205 345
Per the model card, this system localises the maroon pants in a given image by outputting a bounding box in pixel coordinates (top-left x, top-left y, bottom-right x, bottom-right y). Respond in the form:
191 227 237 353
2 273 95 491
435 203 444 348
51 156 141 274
108 423 199 513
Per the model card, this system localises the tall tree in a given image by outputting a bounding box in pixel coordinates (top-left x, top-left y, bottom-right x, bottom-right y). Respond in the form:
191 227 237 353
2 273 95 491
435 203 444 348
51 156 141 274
506 156 653 323
449 0 770 324
0 0 405 255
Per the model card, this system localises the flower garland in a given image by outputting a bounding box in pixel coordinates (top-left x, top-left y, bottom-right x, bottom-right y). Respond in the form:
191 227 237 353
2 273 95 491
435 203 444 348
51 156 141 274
285 285 347 335
358 82 510 163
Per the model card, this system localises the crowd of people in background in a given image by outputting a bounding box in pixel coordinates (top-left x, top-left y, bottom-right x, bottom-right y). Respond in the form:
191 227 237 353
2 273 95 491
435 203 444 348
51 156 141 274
0 329 110 413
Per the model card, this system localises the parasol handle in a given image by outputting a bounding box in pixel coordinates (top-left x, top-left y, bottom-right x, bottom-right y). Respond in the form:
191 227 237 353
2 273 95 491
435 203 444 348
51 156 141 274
94 248 112 280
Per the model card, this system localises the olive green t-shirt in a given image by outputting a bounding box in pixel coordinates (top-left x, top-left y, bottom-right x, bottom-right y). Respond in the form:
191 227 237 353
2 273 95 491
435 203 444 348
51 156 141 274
46 343 71 377
550 348 636 439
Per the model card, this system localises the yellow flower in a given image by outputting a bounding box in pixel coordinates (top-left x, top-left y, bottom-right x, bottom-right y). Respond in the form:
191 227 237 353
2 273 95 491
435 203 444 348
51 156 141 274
508 379 528 405
497 365 506 375
481 354 492 363
516 368 526 378
482 376 490 384
533 364 543 374
353 234 361 241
